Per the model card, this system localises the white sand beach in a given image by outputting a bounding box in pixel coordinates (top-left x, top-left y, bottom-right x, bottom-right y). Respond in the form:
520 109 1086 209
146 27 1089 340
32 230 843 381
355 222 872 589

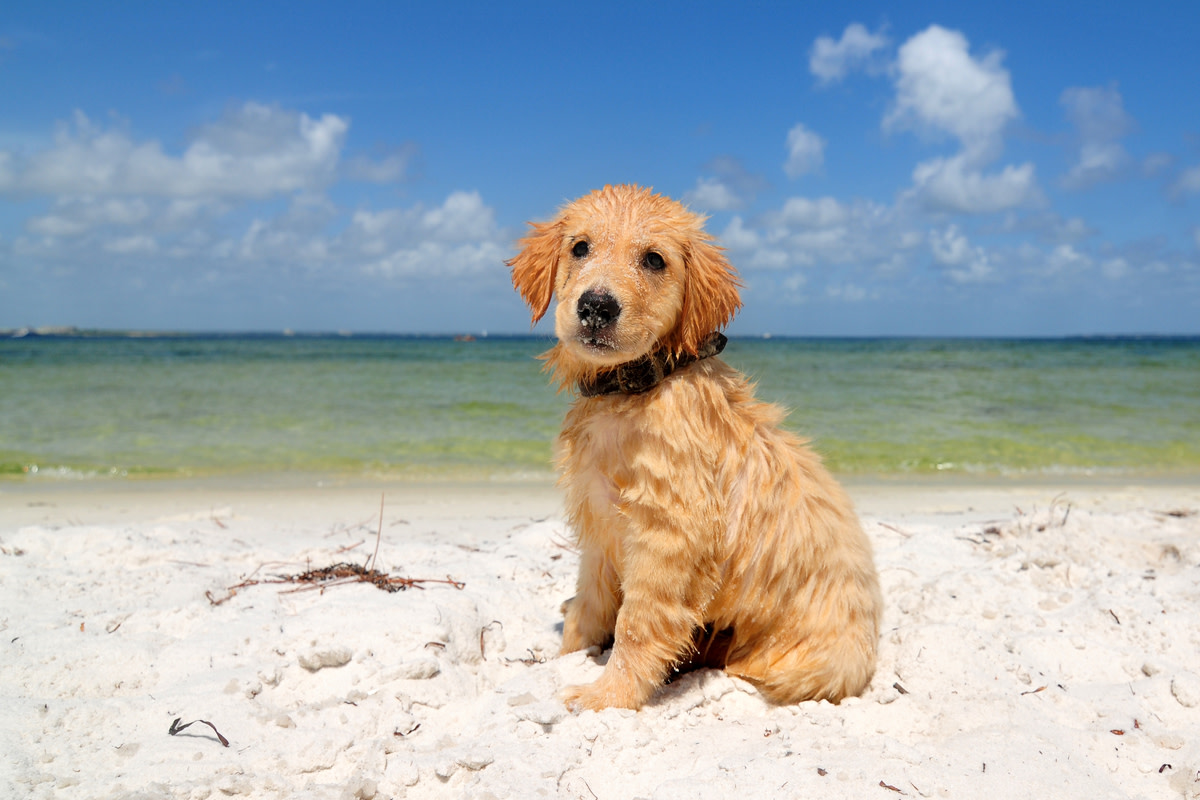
2 478 1199 799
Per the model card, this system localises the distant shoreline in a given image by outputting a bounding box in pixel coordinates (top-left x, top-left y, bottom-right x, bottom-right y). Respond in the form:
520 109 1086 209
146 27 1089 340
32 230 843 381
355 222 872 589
1 326 555 342
4 327 1198 342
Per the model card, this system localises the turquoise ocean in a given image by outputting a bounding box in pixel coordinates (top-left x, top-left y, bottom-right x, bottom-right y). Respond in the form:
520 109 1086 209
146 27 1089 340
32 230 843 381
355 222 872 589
2 334 1198 482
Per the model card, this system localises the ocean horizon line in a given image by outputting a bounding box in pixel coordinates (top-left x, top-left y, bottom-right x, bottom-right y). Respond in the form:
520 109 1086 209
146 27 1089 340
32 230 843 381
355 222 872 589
5 326 1199 343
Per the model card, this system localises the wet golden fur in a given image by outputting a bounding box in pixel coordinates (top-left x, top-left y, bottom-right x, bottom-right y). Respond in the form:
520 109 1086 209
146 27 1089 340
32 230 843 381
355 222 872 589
509 185 881 711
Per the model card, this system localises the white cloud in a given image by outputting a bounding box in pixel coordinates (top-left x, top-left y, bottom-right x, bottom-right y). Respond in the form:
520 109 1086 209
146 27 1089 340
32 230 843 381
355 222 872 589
929 225 993 283
885 26 1016 156
684 156 767 210
342 191 509 279
344 191 497 249
810 23 888 84
876 253 909 276
1142 152 1174 177
827 282 868 302
720 217 790 269
420 190 497 241
24 214 83 238
784 123 825 179
782 273 807 294
1044 243 1092 275
1101 257 1130 279
344 144 417 183
237 218 322 265
775 196 849 228
1001 241 1106 283
1060 85 1134 189
725 195 918 280
1055 216 1093 242
991 212 1095 245
1171 165 1200 198
227 190 509 281
26 197 153 237
0 103 346 199
909 154 1039 214
362 240 509 280
721 216 760 251
0 152 13 189
886 25 1037 214
0 105 514 290
683 177 743 211
103 234 158 256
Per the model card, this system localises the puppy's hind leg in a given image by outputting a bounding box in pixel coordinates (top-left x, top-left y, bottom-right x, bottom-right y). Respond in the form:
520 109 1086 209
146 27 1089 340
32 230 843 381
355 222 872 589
727 606 879 705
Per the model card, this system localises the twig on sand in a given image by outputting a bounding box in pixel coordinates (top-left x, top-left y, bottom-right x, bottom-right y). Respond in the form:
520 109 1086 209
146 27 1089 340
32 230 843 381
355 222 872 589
505 649 547 665
549 532 577 552
207 564 465 605
480 620 503 660
393 722 421 738
169 717 229 747
327 511 382 539
368 493 384 572
205 495 464 606
877 522 913 539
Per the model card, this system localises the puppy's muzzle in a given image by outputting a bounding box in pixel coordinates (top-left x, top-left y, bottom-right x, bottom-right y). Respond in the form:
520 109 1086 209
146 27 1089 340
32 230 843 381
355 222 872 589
577 289 621 332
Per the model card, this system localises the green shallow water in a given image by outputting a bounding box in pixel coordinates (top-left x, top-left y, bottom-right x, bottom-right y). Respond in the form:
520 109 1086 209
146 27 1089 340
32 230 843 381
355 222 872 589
2 334 1197 480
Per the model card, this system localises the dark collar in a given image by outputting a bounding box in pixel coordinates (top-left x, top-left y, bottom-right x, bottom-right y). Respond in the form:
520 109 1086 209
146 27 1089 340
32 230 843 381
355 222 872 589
578 332 727 397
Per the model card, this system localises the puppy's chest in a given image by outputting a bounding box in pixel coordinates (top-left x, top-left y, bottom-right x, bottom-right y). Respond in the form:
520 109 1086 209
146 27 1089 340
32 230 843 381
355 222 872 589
560 399 645 487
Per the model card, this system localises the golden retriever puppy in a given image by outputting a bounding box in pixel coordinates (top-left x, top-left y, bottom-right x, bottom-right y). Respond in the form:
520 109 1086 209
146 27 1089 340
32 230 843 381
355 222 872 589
509 185 881 712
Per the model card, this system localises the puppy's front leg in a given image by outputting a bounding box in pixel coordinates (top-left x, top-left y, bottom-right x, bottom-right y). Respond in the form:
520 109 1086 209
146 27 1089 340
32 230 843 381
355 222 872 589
563 518 717 712
560 544 620 654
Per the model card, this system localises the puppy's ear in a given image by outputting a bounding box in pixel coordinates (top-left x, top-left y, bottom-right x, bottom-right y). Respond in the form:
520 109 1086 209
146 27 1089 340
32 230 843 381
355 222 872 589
507 220 563 325
675 235 743 355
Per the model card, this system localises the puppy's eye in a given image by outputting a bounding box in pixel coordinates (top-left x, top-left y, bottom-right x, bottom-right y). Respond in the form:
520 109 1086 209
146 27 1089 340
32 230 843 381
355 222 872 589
642 251 666 271
571 240 590 258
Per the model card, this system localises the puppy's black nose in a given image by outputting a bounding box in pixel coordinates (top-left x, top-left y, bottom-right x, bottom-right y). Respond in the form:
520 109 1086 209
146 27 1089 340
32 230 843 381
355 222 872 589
577 289 621 330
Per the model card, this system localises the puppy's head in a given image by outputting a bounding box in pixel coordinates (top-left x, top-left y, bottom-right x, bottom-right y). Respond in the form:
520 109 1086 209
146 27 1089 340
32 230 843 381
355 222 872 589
508 185 741 375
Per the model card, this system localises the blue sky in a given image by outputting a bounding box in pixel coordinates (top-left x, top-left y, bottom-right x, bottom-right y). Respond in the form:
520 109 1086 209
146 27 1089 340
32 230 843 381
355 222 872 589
2 1 1198 336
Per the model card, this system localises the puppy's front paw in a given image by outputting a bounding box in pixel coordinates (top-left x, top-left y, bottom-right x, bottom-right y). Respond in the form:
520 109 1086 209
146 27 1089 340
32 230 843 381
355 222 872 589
561 678 644 713
562 682 614 713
